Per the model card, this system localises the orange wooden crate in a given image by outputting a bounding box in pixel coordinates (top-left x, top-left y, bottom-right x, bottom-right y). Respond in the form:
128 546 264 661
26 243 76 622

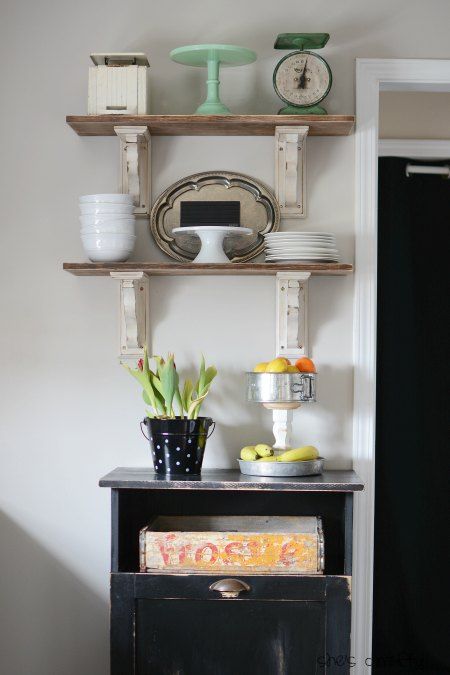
139 516 324 575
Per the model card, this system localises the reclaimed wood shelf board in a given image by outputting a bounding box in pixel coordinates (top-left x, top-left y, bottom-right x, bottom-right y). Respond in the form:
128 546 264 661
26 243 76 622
63 262 353 277
99 467 364 492
66 114 355 137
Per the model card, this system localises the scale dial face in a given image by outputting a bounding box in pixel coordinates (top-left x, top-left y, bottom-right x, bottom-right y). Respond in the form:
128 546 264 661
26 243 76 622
273 51 332 108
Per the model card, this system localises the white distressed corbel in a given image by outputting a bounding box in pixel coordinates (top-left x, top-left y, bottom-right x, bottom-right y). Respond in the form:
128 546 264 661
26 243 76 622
276 271 310 360
275 125 308 218
114 126 151 215
110 271 149 363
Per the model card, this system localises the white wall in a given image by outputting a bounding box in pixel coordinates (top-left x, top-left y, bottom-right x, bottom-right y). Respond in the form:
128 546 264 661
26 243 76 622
1 0 449 672
380 92 450 138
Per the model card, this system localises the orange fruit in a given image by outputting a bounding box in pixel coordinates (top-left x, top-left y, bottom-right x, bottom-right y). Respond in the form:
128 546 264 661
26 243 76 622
280 357 291 365
295 357 316 373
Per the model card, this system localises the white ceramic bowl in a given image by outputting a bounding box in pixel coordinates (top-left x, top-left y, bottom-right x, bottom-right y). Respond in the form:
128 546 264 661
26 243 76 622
79 193 134 204
82 247 135 262
80 222 135 235
79 203 134 215
79 215 135 227
81 232 135 245
81 233 136 262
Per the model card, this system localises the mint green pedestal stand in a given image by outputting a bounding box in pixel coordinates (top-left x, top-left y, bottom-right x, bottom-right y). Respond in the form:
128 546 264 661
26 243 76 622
170 44 256 115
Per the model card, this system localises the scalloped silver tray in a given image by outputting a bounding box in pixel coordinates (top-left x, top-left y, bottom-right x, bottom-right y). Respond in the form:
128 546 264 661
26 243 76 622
238 457 324 477
150 171 280 262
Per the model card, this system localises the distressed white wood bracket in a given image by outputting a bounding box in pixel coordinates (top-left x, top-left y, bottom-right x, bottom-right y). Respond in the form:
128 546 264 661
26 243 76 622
276 272 310 360
114 126 151 215
110 271 149 362
275 125 309 218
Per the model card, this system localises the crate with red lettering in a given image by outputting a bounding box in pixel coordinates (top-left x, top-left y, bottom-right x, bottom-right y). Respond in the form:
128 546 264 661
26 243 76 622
139 516 324 575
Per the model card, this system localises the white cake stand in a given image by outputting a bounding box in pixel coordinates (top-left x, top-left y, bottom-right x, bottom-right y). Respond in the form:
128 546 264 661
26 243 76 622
172 226 253 263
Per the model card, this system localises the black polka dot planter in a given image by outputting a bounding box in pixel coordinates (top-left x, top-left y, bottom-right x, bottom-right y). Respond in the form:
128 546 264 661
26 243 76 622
141 417 215 476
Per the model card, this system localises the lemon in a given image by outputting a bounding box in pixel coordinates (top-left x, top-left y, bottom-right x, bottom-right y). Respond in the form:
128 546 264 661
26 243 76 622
254 443 273 458
253 362 268 373
266 358 288 373
287 365 299 373
240 446 258 461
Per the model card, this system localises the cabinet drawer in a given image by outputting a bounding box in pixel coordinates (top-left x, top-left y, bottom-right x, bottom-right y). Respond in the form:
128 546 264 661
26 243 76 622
111 574 351 675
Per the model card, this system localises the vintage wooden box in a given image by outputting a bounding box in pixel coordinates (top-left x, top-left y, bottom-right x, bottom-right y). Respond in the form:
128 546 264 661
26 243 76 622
88 53 149 115
139 516 324 574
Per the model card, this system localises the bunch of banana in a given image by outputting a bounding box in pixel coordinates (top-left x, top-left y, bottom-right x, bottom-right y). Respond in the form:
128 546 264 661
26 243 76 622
240 445 319 462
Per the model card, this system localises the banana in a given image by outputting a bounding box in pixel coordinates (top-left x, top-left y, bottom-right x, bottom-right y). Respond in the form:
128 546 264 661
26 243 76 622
277 446 319 462
256 455 278 462
254 443 273 458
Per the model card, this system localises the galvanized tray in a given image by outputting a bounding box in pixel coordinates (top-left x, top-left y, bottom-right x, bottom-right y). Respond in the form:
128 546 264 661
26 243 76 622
238 457 324 477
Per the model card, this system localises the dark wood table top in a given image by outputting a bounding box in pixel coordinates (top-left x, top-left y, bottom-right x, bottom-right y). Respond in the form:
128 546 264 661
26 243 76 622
99 467 364 492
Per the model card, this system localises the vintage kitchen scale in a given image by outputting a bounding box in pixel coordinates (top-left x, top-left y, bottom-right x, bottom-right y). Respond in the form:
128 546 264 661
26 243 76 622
242 370 324 477
273 33 332 115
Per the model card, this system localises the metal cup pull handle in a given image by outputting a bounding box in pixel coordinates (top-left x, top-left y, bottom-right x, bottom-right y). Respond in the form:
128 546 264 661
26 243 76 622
291 382 304 393
209 578 251 598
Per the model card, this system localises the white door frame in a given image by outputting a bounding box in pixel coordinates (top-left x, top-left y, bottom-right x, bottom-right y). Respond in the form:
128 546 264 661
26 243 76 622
353 58 450 672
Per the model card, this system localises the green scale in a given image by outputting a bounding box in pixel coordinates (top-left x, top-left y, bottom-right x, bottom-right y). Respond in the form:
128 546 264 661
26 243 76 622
273 33 332 115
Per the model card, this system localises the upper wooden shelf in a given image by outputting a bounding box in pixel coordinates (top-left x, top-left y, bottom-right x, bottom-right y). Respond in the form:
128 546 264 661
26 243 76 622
63 262 353 277
66 114 355 137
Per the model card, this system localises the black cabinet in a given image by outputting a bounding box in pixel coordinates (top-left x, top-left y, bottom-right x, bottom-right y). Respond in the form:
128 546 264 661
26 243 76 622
100 468 363 675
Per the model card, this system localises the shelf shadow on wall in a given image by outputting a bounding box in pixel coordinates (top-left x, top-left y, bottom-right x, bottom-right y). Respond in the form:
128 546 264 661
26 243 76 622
0 511 109 675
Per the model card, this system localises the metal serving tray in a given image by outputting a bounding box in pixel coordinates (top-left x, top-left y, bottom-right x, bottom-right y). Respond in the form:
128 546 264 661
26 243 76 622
246 372 316 404
238 457 324 477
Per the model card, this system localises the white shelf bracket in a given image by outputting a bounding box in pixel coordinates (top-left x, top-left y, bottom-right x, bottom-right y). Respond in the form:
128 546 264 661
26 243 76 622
276 271 310 360
275 125 308 218
114 125 151 216
110 271 149 363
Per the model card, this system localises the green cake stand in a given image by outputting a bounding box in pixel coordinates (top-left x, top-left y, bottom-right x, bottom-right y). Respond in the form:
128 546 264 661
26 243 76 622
170 44 257 115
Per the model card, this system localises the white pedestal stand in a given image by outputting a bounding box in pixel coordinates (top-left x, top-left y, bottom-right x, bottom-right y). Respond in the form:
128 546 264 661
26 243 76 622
172 226 252 263
263 402 301 451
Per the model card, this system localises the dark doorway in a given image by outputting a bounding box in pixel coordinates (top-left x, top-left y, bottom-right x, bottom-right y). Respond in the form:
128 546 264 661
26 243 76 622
373 157 450 674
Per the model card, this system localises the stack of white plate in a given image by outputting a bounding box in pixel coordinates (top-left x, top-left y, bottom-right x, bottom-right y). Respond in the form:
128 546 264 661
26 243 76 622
264 232 340 262
79 194 136 262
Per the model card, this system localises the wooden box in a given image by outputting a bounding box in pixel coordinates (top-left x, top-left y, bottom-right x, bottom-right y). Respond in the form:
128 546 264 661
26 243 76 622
139 516 324 575
88 53 149 115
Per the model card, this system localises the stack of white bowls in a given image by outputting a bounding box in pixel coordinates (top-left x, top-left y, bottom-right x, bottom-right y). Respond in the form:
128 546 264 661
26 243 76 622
79 194 136 262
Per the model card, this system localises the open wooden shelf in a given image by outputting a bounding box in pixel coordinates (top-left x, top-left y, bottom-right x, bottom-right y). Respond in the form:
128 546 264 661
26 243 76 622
63 262 353 277
66 114 355 137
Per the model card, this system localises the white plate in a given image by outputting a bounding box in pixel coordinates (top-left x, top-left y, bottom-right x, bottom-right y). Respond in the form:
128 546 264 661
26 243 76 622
264 232 335 237
265 239 336 245
266 251 339 256
266 250 339 256
264 235 336 242
265 245 339 252
266 255 339 261
265 238 336 245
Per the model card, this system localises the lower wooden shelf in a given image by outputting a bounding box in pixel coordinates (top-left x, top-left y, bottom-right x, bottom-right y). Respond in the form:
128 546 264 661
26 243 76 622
63 261 353 277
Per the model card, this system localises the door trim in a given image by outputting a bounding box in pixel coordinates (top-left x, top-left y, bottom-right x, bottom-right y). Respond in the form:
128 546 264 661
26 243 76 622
353 58 450 671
